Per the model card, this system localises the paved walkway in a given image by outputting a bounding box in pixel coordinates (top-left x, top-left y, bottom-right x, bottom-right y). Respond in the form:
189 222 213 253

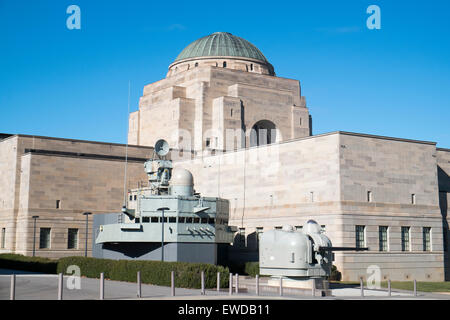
1 270 449 300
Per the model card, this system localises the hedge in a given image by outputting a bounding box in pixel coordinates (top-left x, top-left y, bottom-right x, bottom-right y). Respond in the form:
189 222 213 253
57 256 230 289
330 265 342 281
0 254 230 289
244 262 260 277
0 254 58 274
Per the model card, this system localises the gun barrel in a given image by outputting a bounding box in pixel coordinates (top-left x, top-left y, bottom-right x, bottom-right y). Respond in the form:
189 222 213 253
319 246 369 252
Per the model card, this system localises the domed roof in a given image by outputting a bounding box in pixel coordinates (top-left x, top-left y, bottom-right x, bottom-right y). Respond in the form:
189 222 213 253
170 168 194 186
174 32 269 63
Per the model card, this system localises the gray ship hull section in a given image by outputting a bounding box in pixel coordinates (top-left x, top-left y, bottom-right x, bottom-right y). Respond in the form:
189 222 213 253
92 213 229 264
94 242 216 264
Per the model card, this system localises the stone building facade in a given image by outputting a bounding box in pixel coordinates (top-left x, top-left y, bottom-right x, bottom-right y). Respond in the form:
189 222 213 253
173 132 449 281
128 32 311 152
0 134 151 258
0 32 449 281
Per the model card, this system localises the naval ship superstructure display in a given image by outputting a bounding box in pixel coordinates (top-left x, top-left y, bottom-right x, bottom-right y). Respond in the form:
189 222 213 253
92 140 237 264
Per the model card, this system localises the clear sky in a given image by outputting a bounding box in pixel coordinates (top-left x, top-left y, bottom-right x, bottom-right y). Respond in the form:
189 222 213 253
1 0 449 148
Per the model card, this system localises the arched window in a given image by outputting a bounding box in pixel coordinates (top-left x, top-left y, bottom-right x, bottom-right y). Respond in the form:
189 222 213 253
249 120 277 147
223 61 227 68
195 62 198 67
250 63 253 71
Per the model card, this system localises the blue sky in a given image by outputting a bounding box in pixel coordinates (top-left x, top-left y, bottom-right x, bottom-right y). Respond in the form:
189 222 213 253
1 0 449 147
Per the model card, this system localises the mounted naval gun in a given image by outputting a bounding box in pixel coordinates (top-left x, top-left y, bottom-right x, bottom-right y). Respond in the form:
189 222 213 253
93 139 237 264
259 220 367 289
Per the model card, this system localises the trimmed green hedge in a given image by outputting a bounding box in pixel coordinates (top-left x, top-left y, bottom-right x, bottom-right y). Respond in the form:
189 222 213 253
0 254 57 274
329 265 342 281
244 262 259 277
0 254 229 289
57 256 229 289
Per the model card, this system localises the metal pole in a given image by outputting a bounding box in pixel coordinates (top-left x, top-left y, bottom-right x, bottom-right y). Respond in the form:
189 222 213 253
161 210 164 262
171 271 175 296
100 273 104 300
10 274 15 300
217 272 220 292
157 207 169 262
85 214 89 257
58 273 63 300
201 271 205 295
279 277 283 296
235 273 239 294
360 277 364 297
137 271 141 298
388 279 391 296
229 273 233 295
256 275 259 296
414 279 417 297
312 278 316 297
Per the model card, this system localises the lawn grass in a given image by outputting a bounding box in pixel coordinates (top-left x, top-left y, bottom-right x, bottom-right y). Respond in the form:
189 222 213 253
330 280 450 292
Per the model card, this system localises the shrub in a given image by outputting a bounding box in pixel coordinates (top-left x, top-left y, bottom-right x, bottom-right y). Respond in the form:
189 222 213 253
0 254 57 274
57 256 229 289
244 262 259 277
329 265 342 281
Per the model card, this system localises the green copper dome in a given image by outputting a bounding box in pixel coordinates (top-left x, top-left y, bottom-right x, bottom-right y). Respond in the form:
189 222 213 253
174 32 269 63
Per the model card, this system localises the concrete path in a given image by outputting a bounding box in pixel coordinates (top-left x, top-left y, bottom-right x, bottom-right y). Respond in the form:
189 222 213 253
1 270 449 300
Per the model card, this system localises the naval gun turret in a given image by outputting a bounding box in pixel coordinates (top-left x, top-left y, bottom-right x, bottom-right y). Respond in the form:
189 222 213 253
259 220 367 280
93 139 237 264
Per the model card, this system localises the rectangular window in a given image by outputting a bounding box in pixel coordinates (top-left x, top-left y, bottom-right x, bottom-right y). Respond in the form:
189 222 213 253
201 217 208 224
206 138 211 148
367 191 372 202
151 217 159 223
1 228 5 249
135 218 140 223
355 225 365 249
401 226 410 252
411 194 416 205
208 218 215 224
159 217 167 223
169 217 176 223
274 226 282 230
423 227 431 251
178 217 186 223
142 217 150 223
186 217 193 223
310 192 314 202
295 226 303 231
379 226 388 252
67 229 78 249
56 200 61 209
193 217 200 224
39 228 51 249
